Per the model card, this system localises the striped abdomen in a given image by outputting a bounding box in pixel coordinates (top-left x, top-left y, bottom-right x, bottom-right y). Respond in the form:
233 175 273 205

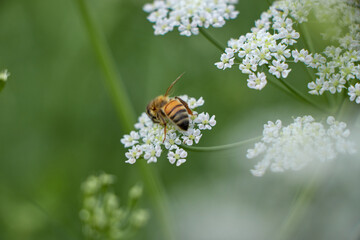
163 99 189 131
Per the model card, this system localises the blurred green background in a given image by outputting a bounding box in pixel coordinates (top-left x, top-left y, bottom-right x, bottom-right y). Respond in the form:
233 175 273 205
0 0 359 239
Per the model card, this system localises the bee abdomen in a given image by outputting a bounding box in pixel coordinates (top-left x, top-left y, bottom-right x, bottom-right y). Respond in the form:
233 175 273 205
176 118 189 130
164 100 190 131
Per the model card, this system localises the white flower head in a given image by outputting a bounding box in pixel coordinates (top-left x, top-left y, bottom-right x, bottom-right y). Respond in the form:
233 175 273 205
144 0 239 36
0 69 10 82
186 96 205 109
292 49 313 64
125 145 143 164
194 112 216 130
164 132 182 150
121 95 216 166
143 144 162 163
120 131 140 148
348 83 360 104
167 146 188 166
247 72 267 90
248 116 356 177
269 59 291 78
215 49 235 70
182 128 202 146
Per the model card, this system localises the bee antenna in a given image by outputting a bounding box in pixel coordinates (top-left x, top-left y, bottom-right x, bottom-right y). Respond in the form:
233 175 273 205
165 72 185 96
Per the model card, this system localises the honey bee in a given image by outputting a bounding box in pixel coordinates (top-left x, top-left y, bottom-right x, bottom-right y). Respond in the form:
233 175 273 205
146 73 193 142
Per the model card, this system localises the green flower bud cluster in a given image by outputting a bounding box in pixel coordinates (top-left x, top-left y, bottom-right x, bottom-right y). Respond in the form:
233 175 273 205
79 173 149 240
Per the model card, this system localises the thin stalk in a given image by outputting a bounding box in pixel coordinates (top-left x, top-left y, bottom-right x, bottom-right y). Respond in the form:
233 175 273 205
298 23 316 54
76 0 135 130
198 27 328 114
75 1 175 239
298 23 332 108
266 73 298 96
302 62 316 83
199 28 226 52
276 170 319 240
334 91 349 120
138 162 175 240
275 75 330 114
266 68 325 109
277 94 350 240
182 136 261 152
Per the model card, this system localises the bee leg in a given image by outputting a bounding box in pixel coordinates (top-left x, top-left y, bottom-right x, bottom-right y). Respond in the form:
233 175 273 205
175 96 193 115
158 113 167 143
163 124 167 143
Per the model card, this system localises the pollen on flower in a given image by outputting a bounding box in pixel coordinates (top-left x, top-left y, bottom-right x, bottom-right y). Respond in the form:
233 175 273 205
143 0 239 36
121 95 216 166
247 115 356 177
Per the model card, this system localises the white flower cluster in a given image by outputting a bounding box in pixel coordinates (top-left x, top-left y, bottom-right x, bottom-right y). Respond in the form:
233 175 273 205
215 1 302 90
247 116 356 177
215 0 360 96
121 95 216 166
79 173 148 239
306 15 360 103
310 0 360 40
143 0 239 36
306 40 360 102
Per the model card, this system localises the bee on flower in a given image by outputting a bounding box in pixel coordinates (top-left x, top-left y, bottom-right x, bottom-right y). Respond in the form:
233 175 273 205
121 74 216 166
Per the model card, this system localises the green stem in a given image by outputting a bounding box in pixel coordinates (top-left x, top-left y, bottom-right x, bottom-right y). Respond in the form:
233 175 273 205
266 73 296 95
277 170 319 240
75 1 175 240
302 62 316 83
334 91 349 120
277 92 349 240
298 23 332 108
298 23 316 54
199 28 226 52
182 136 261 152
199 23 326 115
76 0 135 130
274 74 329 114
138 162 175 240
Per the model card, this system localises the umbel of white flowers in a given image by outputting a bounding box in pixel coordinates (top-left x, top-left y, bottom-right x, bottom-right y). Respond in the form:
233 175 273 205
143 0 239 36
247 116 356 177
215 0 360 103
121 95 216 166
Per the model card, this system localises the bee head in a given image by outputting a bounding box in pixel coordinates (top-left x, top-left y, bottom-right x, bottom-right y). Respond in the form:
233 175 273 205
146 99 161 123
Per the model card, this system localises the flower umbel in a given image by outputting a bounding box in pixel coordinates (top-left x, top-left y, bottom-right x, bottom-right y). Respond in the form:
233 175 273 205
247 116 356 177
215 0 360 100
143 0 239 36
121 95 216 166
79 173 149 239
